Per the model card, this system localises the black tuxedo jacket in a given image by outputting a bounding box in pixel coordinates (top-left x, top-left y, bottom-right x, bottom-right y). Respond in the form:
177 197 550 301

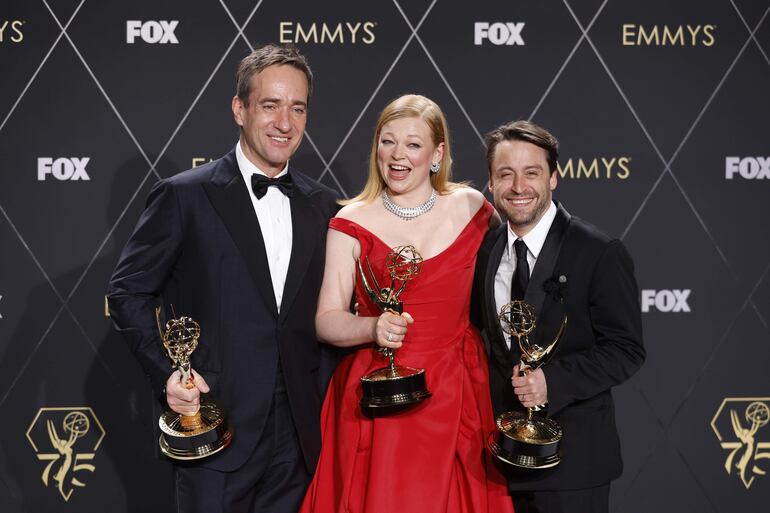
471 202 645 491
108 149 338 473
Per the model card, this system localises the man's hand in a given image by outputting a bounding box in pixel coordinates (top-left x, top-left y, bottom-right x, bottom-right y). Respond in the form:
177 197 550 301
166 369 210 416
511 365 547 408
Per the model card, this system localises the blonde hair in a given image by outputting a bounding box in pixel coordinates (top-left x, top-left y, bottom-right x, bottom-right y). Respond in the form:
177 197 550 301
342 94 465 205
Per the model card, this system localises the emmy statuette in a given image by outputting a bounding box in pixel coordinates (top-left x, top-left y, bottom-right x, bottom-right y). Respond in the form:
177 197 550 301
156 308 233 460
487 300 567 469
357 245 431 409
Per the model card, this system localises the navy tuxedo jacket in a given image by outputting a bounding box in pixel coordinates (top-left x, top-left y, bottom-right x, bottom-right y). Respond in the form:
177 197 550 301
108 149 338 472
472 202 646 491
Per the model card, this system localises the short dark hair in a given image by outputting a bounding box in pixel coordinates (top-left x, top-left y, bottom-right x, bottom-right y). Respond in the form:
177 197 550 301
235 44 313 106
485 120 559 174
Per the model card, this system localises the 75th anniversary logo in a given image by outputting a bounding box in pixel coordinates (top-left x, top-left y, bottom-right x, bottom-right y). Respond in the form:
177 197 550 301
711 398 770 489
26 407 105 501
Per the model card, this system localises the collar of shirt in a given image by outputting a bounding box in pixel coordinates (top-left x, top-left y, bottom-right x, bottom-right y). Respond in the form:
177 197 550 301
506 201 557 262
235 141 289 189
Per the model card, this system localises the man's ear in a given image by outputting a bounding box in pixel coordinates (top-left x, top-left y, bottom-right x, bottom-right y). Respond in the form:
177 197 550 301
232 96 244 127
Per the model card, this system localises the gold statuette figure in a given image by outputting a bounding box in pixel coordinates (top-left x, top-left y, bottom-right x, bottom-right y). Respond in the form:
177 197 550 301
726 401 770 488
357 245 431 409
156 308 233 460
487 300 567 469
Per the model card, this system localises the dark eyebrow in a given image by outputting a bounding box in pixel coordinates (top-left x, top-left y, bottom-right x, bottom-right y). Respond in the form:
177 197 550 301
494 164 544 173
258 97 307 108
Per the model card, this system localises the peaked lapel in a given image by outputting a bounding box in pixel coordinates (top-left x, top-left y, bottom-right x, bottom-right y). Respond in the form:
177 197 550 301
524 203 571 314
525 202 571 351
203 151 279 317
278 170 325 323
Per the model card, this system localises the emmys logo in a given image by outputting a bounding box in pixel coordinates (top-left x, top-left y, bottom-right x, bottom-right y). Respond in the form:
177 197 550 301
279 21 376 44
474 22 525 46
26 407 105 501
622 24 716 46
0 20 25 43
126 20 179 44
711 398 770 489
725 157 770 180
37 157 91 181
641 289 691 313
557 157 631 180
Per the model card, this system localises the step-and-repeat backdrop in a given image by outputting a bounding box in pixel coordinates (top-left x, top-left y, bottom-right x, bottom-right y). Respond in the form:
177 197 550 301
1 1 768 511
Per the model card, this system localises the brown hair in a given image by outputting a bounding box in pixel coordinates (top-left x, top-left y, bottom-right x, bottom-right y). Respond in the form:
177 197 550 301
236 44 313 106
485 120 559 174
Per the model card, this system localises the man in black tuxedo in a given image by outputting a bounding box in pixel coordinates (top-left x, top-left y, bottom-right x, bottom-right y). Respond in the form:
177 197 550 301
472 120 645 513
107 45 338 513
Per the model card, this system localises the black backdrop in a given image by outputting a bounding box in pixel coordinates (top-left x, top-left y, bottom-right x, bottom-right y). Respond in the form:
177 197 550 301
1 1 769 512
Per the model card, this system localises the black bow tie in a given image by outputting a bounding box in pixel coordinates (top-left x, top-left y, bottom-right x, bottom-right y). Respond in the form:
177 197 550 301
251 173 293 199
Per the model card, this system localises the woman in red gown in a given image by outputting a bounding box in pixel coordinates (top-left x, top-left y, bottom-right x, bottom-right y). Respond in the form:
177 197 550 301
300 95 514 513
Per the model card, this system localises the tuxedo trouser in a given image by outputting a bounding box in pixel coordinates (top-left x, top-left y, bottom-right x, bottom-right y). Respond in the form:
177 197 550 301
174 373 311 513
510 484 610 513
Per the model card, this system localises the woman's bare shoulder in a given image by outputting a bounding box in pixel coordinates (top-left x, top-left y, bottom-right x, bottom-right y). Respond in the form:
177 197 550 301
335 201 372 222
443 185 486 213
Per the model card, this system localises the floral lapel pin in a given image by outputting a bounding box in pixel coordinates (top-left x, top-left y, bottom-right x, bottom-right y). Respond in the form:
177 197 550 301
543 274 567 303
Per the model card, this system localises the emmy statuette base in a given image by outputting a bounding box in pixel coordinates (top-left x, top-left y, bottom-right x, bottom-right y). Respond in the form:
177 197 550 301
487 410 562 470
159 401 234 460
360 365 431 408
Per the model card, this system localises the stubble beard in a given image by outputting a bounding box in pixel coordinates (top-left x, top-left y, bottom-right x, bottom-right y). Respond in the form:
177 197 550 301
506 195 550 233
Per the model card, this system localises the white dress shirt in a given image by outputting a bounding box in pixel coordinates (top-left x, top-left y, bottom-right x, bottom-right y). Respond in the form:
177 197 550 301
494 201 557 348
236 141 293 312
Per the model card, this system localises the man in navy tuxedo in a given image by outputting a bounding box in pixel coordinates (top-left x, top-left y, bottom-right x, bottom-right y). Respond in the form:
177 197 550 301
108 44 338 513
472 121 645 513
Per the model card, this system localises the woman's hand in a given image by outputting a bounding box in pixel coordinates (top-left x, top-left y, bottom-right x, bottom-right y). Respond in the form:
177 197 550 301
372 311 414 349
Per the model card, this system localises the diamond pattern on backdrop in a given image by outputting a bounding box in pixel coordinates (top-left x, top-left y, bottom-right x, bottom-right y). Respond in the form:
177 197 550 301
0 209 63 408
533 42 664 237
625 175 743 425
420 0 585 134
0 1 768 512
674 42 770 287
669 308 770 511
618 437 720 513
67 0 240 158
0 43 151 296
590 0 749 159
0 0 84 133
